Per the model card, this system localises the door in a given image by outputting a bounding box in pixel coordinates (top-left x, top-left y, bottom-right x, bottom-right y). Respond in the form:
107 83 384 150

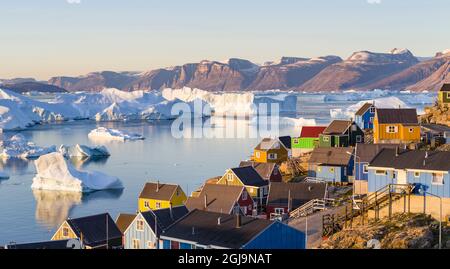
397 170 407 185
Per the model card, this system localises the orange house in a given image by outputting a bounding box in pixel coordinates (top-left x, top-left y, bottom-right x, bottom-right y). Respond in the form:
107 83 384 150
374 108 421 144
252 138 290 164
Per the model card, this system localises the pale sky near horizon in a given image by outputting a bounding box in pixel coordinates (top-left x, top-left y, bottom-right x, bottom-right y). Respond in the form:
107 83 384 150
1 0 449 80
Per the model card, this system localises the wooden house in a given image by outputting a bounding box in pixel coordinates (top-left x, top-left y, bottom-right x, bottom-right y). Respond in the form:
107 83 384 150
308 147 354 183
120 206 188 249
421 124 450 146
239 161 282 183
319 120 364 148
368 149 450 220
138 182 187 212
355 103 376 130
266 182 328 220
216 166 269 205
292 126 327 156
159 210 305 249
4 239 81 249
52 213 123 249
353 144 399 195
185 184 255 216
115 213 137 246
252 138 290 164
373 108 420 144
438 84 450 107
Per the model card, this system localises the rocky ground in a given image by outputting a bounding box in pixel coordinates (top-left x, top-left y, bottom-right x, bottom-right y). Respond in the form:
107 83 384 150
420 103 450 126
320 213 450 249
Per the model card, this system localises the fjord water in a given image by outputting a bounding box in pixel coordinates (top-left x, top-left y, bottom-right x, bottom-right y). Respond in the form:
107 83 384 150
0 93 431 244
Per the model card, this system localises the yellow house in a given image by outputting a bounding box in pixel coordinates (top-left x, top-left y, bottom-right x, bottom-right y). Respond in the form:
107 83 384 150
438 84 450 107
138 182 187 212
216 167 269 201
374 108 421 144
252 137 290 164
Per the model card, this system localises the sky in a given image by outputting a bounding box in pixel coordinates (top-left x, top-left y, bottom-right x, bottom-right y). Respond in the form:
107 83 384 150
1 0 449 80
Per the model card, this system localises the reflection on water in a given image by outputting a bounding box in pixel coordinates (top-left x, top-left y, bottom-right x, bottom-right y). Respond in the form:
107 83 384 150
0 158 30 174
33 189 123 229
69 156 110 169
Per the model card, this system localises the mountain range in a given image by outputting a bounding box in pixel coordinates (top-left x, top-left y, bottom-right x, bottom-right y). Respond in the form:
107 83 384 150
2 48 450 93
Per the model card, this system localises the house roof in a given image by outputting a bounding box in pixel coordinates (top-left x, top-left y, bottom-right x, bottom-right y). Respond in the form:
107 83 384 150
355 103 374 116
323 120 352 135
421 124 450 134
255 138 288 151
141 206 189 236
440 84 450 92
115 213 136 234
309 147 353 166
139 182 179 200
66 213 122 248
376 109 418 125
230 166 268 187
279 136 292 149
239 161 278 181
355 144 400 163
161 210 273 249
267 182 327 210
185 184 246 214
300 126 327 138
369 149 450 172
5 240 78 250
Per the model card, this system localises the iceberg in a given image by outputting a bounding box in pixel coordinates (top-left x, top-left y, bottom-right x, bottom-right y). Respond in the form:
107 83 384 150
330 96 409 119
0 171 9 179
58 144 110 159
88 127 145 142
31 153 124 193
0 134 57 159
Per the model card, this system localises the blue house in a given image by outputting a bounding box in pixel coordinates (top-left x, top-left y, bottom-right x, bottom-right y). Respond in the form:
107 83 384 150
355 103 376 130
308 147 354 183
368 149 450 198
160 210 305 249
117 206 188 249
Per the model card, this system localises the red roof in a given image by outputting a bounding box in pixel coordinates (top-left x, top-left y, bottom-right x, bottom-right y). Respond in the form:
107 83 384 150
300 126 327 138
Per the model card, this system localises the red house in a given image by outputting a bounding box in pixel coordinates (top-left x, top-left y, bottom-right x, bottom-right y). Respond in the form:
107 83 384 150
266 182 327 220
239 161 282 183
185 184 255 216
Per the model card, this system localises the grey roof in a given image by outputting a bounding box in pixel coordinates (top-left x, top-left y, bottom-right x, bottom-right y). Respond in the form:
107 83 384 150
369 149 450 172
440 84 450 92
267 182 327 210
141 206 189 236
67 213 122 248
355 144 400 163
376 109 418 125
230 166 268 187
185 184 245 214
309 147 353 166
5 240 78 250
239 161 278 181
161 210 273 249
355 103 374 116
421 124 450 134
323 120 352 135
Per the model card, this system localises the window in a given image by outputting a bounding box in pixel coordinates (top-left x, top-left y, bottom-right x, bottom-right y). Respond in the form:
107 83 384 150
432 173 444 185
387 126 398 133
255 152 261 159
356 135 362 143
132 239 140 249
323 136 330 142
144 201 150 208
170 241 180 250
62 227 70 237
317 167 322 173
447 92 450 99
376 170 387 176
370 117 374 123
227 173 234 182
330 167 335 173
294 138 299 144
409 128 414 133
268 153 278 160
176 189 180 196
249 188 255 194
363 165 369 174
147 241 156 249
275 208 285 215
241 206 247 215
136 220 145 231
414 172 421 178
242 191 248 201
370 107 376 114
156 202 161 209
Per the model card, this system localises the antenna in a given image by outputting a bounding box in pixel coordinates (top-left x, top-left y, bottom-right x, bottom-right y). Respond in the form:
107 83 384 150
106 214 109 250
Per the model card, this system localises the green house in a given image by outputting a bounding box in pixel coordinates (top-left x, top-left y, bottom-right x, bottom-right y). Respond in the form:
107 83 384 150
292 126 327 157
319 120 364 148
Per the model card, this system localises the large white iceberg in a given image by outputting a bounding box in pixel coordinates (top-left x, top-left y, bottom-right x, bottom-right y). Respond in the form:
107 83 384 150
330 96 410 119
31 153 123 193
88 127 145 142
58 144 110 158
0 134 57 159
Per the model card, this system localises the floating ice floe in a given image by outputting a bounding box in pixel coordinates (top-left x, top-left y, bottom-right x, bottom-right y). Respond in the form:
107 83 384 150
0 134 57 159
0 171 9 179
330 96 409 119
88 127 145 142
31 153 124 193
58 144 110 159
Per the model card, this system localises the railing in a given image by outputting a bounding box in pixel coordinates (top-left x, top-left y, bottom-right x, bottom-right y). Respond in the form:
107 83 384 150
304 177 328 184
289 198 330 219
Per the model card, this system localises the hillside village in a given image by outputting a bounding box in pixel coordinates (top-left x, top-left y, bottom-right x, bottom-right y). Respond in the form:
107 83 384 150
3 84 450 250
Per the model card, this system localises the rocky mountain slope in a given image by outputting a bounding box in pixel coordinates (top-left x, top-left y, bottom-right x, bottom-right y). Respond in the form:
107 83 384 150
0 81 67 93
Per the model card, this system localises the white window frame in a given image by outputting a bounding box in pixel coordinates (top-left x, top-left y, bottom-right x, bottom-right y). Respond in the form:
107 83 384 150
370 107 376 114
432 173 444 185
323 136 330 142
275 208 285 215
363 164 369 174
268 153 278 160
409 128 414 133
227 173 234 182
62 227 70 237
255 151 261 159
293 138 299 144
414 172 421 178
447 92 450 99
144 201 150 208
356 135 362 143
136 219 145 231
132 239 140 249
155 202 161 209
387 126 398 134
242 190 248 201
376 170 387 176
370 117 374 123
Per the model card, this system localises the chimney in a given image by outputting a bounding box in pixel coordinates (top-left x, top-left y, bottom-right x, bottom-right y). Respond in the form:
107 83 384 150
169 202 174 220
288 190 292 212
236 214 242 229
204 194 208 210
396 147 399 157
217 217 222 226
192 227 195 235
156 181 160 192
